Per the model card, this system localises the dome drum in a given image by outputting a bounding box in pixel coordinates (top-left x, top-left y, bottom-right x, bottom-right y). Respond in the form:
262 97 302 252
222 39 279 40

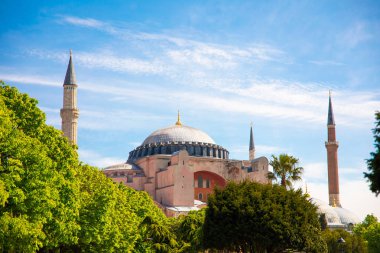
128 123 229 162
128 142 229 162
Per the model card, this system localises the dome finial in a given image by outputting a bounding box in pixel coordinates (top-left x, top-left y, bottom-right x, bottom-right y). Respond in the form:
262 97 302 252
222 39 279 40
176 110 182 126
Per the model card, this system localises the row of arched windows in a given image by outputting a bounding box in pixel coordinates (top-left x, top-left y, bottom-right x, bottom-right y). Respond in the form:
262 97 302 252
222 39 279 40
128 144 229 162
198 193 210 201
197 175 210 188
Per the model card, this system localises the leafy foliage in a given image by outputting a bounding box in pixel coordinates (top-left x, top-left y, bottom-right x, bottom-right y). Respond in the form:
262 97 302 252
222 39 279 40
364 111 380 196
203 181 326 253
268 153 304 188
354 214 380 253
319 213 328 231
0 82 81 252
322 229 367 253
175 209 205 252
0 82 178 252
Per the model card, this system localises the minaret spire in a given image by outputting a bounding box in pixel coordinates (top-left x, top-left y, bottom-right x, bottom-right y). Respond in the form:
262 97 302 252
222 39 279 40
60 50 79 145
325 91 340 207
249 122 255 160
327 90 335 125
64 49 77 85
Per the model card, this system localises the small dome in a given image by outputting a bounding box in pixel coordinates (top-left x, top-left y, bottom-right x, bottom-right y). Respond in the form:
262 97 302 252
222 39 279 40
142 124 215 146
333 207 361 225
310 198 342 224
104 163 141 171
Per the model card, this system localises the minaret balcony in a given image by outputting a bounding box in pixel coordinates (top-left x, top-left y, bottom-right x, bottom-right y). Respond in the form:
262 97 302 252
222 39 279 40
325 141 339 146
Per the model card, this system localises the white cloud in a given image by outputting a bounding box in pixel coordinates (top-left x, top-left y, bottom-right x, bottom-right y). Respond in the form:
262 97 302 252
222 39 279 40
340 167 365 176
0 73 59 87
229 144 284 156
62 16 106 29
339 22 372 48
2 72 379 130
309 60 344 66
78 108 170 131
304 180 380 220
78 149 125 168
28 49 166 75
256 145 285 154
303 162 327 181
58 15 289 71
75 52 165 74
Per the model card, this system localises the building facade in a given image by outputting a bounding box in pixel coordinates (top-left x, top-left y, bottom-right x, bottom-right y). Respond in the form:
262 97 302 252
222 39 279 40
58 51 360 223
103 115 269 216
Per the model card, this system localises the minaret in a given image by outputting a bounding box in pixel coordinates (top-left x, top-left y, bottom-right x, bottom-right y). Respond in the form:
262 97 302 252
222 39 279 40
325 91 341 207
60 50 79 145
249 123 255 160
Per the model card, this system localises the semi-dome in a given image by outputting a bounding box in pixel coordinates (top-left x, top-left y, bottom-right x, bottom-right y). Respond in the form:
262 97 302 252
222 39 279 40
142 124 215 146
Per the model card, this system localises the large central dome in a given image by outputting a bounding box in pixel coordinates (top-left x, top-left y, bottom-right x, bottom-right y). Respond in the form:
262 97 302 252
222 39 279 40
142 124 215 146
127 115 229 162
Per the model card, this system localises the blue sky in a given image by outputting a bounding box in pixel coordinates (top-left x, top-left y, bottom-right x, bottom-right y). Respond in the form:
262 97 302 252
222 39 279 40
1 0 380 219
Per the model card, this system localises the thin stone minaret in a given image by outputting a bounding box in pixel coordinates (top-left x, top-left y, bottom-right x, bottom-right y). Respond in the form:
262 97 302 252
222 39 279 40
249 123 255 160
325 91 340 207
60 50 79 145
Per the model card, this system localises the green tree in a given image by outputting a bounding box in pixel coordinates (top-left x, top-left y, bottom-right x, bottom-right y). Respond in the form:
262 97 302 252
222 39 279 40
72 165 139 252
322 229 367 253
0 82 81 252
203 181 326 253
137 215 186 253
0 82 175 252
364 111 380 196
319 213 328 231
176 209 205 252
268 153 304 188
354 214 380 253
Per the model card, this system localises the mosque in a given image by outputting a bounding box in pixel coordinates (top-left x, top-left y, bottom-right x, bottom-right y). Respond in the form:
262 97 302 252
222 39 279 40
60 51 360 225
102 113 269 217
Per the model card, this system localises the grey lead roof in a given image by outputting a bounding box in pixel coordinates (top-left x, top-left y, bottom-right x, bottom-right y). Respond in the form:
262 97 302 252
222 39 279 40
249 125 255 150
142 124 216 146
327 94 335 125
63 50 77 85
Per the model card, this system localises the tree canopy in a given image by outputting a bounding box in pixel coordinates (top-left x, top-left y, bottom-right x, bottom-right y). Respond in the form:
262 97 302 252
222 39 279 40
0 82 81 252
364 111 380 196
268 153 304 188
322 228 367 253
354 214 380 253
203 180 326 253
0 82 177 252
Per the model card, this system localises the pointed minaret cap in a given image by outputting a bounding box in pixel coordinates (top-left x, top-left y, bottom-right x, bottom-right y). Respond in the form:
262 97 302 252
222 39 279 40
327 90 335 125
249 122 255 150
175 110 182 126
64 49 77 85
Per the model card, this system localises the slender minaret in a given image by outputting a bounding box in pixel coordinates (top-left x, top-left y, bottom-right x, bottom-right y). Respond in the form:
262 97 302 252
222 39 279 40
249 123 255 160
60 50 79 145
325 91 341 207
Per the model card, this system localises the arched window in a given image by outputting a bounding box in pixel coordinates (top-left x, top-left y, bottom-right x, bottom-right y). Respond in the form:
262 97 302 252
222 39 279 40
198 193 203 200
198 175 203 188
206 179 210 188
